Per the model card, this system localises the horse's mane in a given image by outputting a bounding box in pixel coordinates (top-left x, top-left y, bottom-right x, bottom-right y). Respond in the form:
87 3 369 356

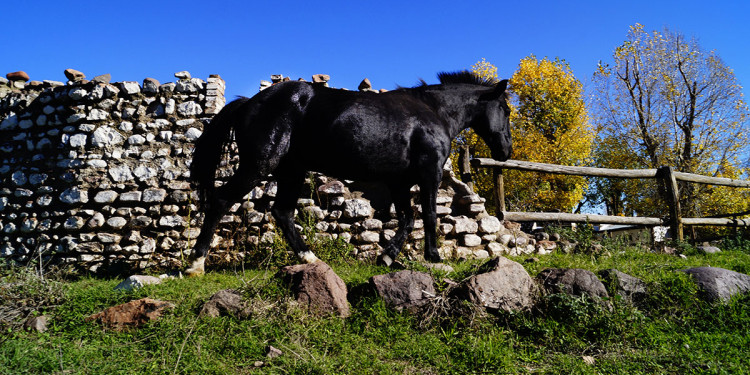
395 71 500 90
437 71 498 87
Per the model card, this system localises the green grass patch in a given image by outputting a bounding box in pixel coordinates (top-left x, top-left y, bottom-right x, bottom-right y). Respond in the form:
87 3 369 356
2 245 749 374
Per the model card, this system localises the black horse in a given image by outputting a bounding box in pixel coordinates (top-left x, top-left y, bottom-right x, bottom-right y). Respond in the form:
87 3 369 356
185 71 512 276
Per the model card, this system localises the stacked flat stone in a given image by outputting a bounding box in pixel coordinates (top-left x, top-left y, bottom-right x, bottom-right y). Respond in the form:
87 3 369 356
0 69 225 272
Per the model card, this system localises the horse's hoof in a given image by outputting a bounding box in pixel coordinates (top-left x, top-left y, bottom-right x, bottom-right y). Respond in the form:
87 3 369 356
185 257 205 277
300 251 320 264
424 253 443 264
376 254 394 267
185 267 204 277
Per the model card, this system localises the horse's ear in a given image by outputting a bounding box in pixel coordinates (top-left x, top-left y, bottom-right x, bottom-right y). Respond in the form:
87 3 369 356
496 79 508 94
480 79 509 101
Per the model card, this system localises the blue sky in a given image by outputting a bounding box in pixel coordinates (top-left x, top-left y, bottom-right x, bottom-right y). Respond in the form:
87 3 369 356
3 0 749 102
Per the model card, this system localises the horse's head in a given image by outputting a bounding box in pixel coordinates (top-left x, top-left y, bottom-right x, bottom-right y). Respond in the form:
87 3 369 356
471 79 512 161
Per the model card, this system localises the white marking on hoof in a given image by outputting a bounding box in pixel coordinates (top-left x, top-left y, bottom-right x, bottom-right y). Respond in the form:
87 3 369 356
300 251 320 264
379 254 393 267
185 257 206 277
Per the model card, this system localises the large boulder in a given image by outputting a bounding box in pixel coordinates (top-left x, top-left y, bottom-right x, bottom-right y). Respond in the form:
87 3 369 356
598 269 647 304
536 268 609 300
279 262 350 317
681 267 750 302
452 256 536 312
370 270 436 312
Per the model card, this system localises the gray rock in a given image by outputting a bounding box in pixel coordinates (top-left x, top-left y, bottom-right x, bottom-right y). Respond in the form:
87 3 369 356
536 268 609 299
24 315 48 332
370 270 436 312
453 216 478 234
109 165 134 182
94 190 118 203
11 171 27 186
128 134 146 145
91 126 125 147
68 87 88 100
60 187 89 204
115 275 163 291
143 188 167 202
598 269 647 304
174 71 191 79
185 127 202 141
159 215 186 227
87 212 105 228
93 74 111 84
199 289 252 318
87 108 108 121
681 267 750 302
107 217 128 229
452 256 536 312
356 231 380 244
142 78 160 94
362 218 383 231
63 216 85 230
69 133 87 147
0 115 18 130
462 234 483 247
177 101 202 116
118 81 141 95
343 199 372 219
119 191 142 202
697 245 721 254
478 216 502 234
318 180 347 195
64 68 86 81
279 262 350 317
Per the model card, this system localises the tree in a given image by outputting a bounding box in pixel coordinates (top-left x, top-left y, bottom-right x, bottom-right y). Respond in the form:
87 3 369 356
591 24 750 218
505 56 593 212
450 57 593 213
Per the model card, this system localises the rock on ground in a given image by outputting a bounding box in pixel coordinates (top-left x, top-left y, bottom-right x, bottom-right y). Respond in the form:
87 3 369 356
24 315 48 332
114 275 162 291
452 256 536 313
598 269 647 304
536 268 609 300
279 262 350 317
86 298 175 331
199 289 252 318
370 270 436 312
681 267 750 302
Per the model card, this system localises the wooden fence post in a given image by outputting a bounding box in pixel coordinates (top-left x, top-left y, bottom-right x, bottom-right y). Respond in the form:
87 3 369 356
493 168 506 215
659 166 684 242
458 145 473 190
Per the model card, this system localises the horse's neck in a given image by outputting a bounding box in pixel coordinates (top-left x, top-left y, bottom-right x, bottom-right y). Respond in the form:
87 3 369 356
419 88 476 137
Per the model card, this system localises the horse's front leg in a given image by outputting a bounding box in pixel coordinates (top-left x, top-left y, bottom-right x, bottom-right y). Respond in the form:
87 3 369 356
271 169 320 264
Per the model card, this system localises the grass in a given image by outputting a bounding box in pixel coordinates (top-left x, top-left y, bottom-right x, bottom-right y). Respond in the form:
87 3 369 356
2 243 750 374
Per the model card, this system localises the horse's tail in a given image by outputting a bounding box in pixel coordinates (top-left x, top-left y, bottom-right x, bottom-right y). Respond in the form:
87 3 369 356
190 97 250 208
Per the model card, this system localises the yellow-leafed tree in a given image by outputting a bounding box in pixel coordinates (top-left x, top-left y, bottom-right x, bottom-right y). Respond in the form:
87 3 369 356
505 56 593 212
450 57 593 213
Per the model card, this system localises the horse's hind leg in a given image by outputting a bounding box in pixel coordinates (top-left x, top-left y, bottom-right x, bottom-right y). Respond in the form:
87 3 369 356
377 184 414 267
271 168 319 264
186 167 260 276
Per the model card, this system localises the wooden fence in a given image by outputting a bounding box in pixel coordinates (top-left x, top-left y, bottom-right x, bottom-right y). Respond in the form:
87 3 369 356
468 158 750 241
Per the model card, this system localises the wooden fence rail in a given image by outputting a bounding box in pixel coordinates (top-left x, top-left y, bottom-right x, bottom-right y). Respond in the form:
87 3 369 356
469 158 750 241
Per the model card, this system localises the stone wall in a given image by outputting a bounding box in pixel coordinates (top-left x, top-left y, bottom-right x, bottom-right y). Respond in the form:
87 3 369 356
0 70 543 274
